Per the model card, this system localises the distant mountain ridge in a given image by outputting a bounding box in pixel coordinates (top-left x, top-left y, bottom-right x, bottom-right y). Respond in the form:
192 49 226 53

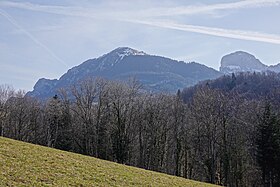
27 47 222 100
220 51 280 74
27 48 280 100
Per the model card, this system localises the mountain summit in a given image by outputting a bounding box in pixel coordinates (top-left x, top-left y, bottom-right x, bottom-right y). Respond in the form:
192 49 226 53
109 47 146 57
96 47 147 70
27 47 221 100
220 51 266 73
220 51 280 74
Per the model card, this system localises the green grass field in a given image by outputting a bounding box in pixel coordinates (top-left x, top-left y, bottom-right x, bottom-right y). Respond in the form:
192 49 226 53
0 137 218 186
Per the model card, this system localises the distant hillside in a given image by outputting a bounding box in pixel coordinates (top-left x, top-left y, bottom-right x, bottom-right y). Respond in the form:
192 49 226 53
220 51 280 74
0 137 218 187
182 71 280 102
27 47 221 100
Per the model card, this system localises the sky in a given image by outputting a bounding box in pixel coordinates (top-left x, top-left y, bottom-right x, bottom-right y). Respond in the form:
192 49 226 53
1 0 280 91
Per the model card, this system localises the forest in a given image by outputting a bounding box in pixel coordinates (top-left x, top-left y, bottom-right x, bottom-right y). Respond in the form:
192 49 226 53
1 72 280 187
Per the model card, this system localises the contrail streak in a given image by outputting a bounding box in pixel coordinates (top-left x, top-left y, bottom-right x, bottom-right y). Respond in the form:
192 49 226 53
143 0 280 16
0 9 68 68
126 19 280 45
1 1 280 45
1 0 279 17
0 1 101 19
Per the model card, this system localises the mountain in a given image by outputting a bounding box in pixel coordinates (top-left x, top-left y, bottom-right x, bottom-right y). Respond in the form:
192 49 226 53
27 47 222 100
268 63 280 72
220 51 266 73
220 51 280 74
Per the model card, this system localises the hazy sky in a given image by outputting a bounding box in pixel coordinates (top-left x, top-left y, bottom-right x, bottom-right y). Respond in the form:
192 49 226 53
1 0 280 91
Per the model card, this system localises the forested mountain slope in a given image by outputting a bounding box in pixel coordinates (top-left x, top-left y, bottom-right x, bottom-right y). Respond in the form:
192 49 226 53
182 71 280 102
27 47 221 100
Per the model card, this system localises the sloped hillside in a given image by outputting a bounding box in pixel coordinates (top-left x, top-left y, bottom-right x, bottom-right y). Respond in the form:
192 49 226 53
0 137 218 186
182 71 280 102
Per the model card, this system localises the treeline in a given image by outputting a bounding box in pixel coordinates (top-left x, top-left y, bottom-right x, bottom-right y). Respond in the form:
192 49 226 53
1 72 280 186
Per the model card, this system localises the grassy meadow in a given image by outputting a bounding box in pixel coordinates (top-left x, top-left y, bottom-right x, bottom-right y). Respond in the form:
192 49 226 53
0 137 218 186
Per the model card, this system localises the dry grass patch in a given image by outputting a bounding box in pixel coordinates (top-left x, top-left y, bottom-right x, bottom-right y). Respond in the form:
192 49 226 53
0 137 219 186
